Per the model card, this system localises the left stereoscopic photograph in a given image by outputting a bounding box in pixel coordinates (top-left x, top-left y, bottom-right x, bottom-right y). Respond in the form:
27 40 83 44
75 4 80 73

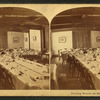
0 7 49 90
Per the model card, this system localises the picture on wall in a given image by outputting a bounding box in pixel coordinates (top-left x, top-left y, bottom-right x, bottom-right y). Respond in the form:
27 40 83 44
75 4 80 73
33 36 37 41
59 37 66 43
96 36 100 42
13 37 19 43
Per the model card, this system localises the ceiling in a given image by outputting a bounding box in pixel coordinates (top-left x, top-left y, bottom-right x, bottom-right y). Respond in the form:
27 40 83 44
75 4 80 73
0 7 49 32
51 7 100 30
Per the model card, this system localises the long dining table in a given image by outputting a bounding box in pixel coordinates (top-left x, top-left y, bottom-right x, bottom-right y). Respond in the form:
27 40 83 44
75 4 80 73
0 55 49 89
69 51 100 90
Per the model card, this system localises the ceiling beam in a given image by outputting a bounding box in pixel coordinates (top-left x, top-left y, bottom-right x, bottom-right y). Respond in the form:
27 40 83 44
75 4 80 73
51 23 100 29
55 14 100 18
52 22 100 27
55 14 82 17
52 16 100 25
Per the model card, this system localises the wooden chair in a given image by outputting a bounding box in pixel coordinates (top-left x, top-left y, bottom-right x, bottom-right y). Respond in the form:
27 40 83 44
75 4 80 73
84 70 95 89
1 69 15 90
68 55 75 73
76 63 86 84
58 49 62 60
61 52 67 64
0 66 5 89
5 72 15 89
77 64 94 89
71 57 79 76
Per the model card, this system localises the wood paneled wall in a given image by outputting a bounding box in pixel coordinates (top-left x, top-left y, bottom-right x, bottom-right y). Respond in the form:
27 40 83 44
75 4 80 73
0 26 49 51
44 25 49 50
0 28 8 49
72 27 91 48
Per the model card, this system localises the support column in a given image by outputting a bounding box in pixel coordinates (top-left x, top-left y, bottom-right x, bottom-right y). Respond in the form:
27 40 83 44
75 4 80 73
28 30 30 50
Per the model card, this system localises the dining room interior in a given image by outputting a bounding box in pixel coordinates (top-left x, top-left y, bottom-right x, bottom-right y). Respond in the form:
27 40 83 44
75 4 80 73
0 5 100 91
0 7 49 90
50 7 100 90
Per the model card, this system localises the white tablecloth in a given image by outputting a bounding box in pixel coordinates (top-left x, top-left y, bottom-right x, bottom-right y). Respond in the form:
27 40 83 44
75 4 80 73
0 56 49 90
71 53 100 90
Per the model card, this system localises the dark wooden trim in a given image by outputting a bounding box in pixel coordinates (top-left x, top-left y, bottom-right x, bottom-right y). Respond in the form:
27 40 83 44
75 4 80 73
28 30 30 50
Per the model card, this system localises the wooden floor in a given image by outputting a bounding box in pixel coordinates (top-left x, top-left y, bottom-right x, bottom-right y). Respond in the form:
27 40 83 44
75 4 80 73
51 56 83 90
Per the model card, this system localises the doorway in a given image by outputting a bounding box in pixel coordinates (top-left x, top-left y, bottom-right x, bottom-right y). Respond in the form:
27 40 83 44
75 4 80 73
30 29 41 51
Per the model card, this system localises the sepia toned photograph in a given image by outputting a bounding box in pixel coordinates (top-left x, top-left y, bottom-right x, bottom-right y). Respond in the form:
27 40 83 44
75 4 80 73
50 7 100 90
0 7 49 90
0 4 100 96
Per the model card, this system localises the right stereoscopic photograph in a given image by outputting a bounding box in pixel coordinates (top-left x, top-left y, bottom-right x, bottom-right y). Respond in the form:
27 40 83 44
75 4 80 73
50 7 100 90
